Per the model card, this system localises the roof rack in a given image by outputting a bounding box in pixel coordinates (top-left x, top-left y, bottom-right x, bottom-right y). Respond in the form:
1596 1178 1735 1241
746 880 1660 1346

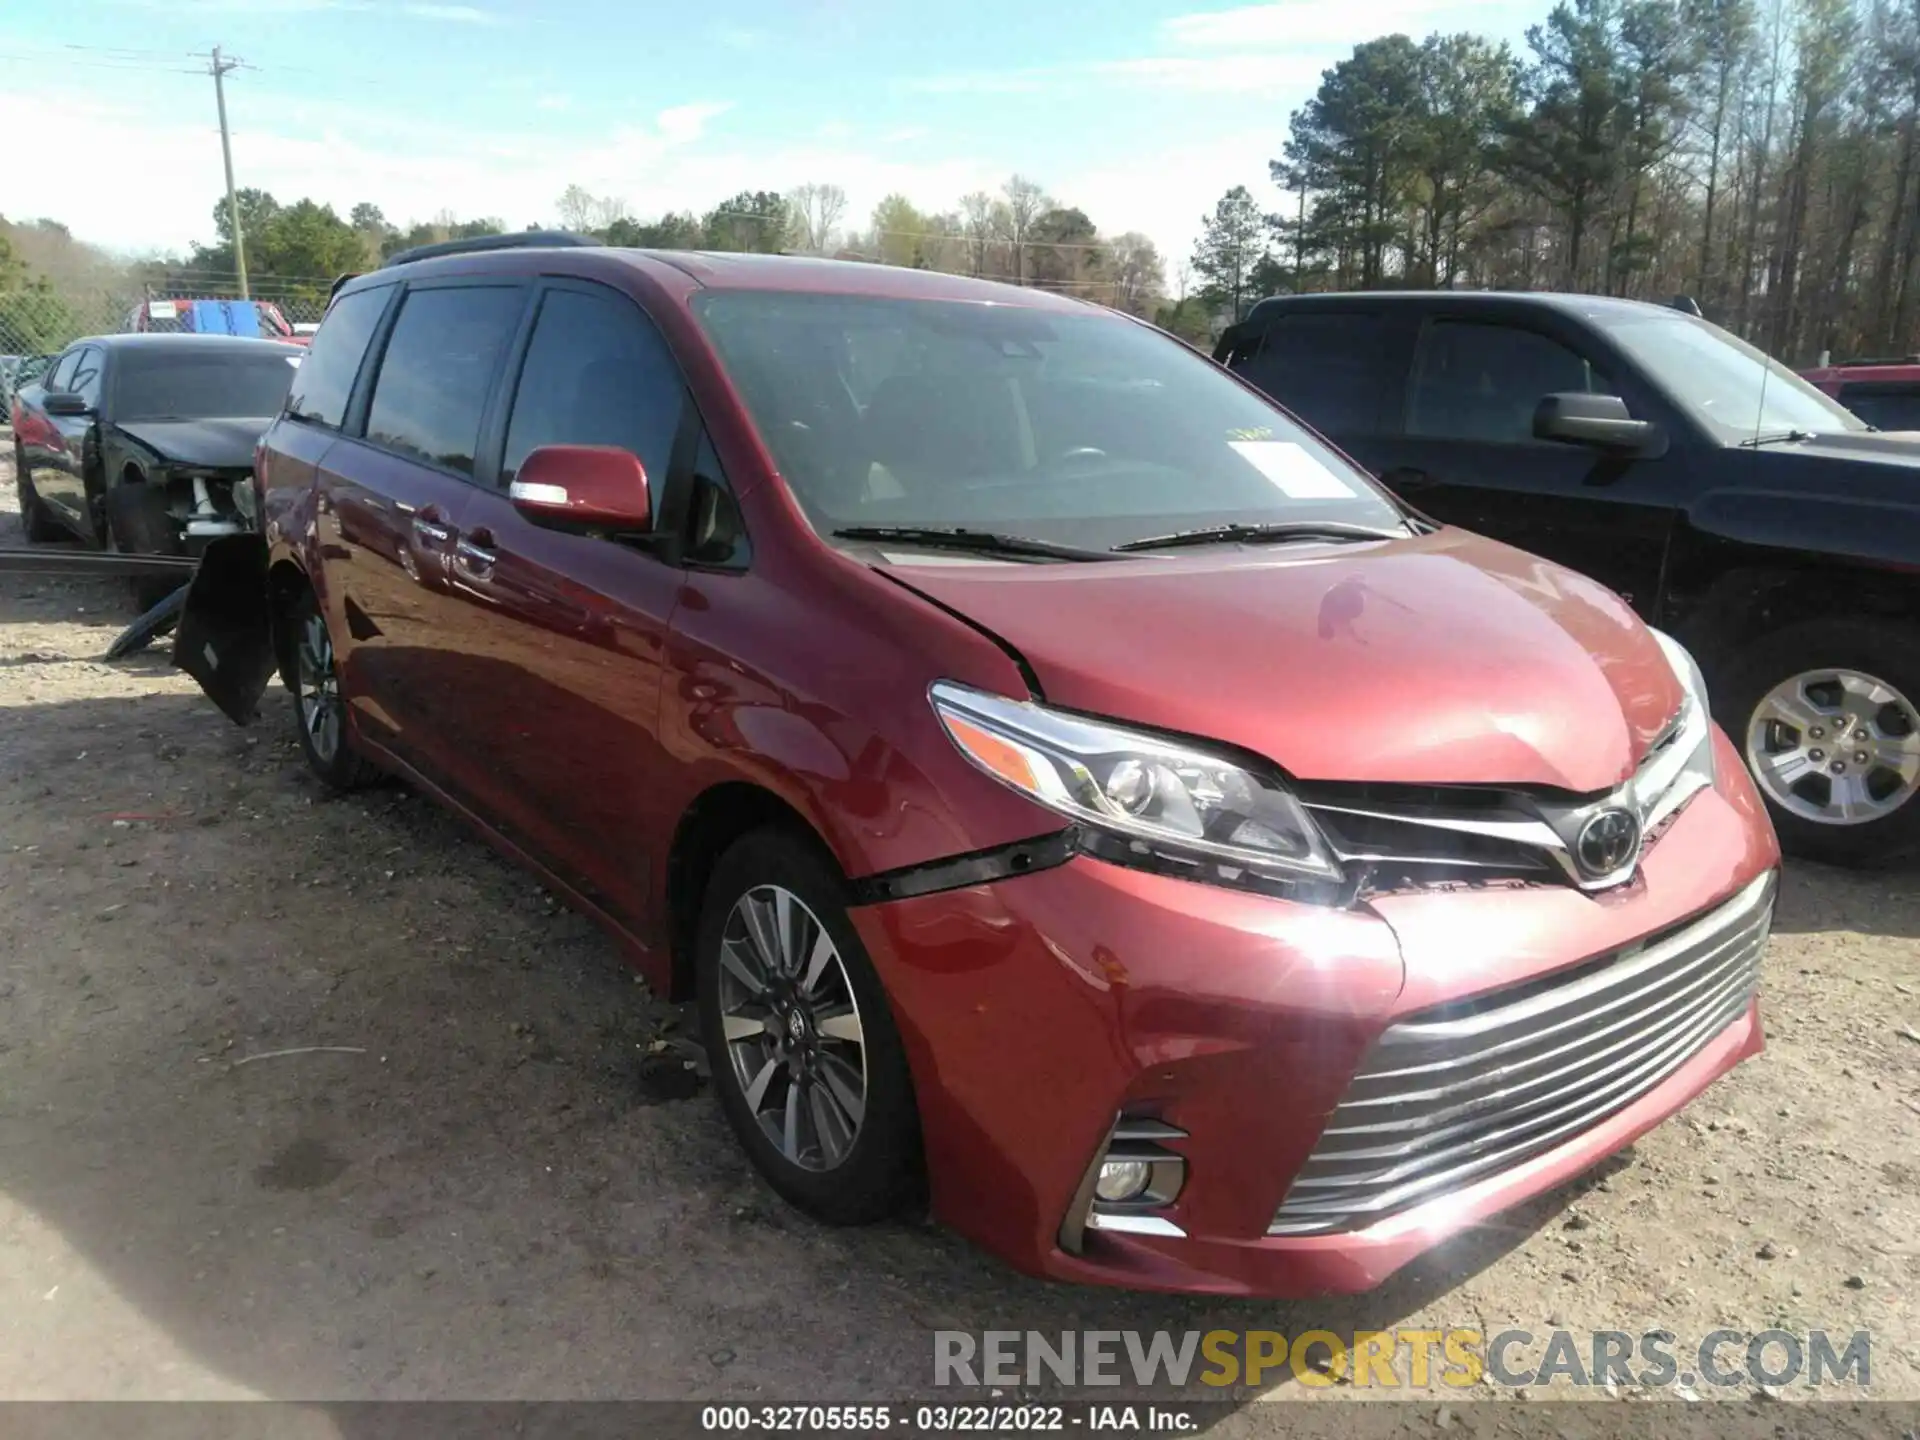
1832 353 1920 367
379 230 594 269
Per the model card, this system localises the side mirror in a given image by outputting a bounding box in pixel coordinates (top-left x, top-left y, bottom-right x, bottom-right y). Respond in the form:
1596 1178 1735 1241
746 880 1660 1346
43 391 92 417
1533 392 1662 453
508 445 652 531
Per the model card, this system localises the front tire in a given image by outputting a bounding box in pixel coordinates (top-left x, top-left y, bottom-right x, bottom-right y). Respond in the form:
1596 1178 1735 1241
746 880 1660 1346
1715 618 1920 866
102 482 185 611
284 585 381 791
695 829 922 1224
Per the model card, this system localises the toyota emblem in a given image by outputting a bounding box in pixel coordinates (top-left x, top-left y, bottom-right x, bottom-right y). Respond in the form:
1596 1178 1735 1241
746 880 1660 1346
1575 807 1642 877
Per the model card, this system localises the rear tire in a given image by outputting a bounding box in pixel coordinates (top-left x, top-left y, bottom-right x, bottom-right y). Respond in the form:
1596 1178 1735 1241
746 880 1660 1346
695 829 922 1225
14 446 62 542
1714 618 1920 867
284 584 381 791
103 481 186 612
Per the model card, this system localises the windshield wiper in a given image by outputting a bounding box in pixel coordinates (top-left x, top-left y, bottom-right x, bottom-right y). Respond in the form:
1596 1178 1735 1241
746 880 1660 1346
1739 429 1816 448
1112 519 1408 553
831 525 1113 562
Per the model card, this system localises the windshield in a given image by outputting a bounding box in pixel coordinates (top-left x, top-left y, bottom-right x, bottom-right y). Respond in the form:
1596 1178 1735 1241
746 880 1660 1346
114 349 298 422
691 291 1406 551
1597 310 1864 443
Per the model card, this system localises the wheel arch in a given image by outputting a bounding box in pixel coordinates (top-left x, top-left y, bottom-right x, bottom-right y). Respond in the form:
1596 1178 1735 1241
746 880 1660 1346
1671 563 1920 680
663 781 840 1002
266 555 313 687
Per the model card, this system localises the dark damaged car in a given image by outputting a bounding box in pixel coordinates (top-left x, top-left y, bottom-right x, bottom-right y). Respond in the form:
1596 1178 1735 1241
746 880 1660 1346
10 333 302 606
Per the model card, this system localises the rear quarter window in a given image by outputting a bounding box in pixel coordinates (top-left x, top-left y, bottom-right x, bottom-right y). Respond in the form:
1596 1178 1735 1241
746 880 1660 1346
288 284 394 430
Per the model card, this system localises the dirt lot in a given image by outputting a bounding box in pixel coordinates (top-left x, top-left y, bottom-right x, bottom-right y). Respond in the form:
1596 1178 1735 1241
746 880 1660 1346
1 438 1916 1423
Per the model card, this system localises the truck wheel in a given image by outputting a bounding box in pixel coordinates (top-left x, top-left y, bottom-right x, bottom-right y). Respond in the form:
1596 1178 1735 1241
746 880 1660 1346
695 828 923 1225
284 584 381 791
1715 618 1920 866
14 445 62 542
103 482 186 612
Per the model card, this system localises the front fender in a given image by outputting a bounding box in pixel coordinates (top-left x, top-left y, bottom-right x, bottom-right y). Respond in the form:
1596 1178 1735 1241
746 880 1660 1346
172 533 276 724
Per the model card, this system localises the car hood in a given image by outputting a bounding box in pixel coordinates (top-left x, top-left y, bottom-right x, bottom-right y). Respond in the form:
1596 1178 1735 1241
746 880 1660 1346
882 529 1683 793
113 417 272 470
1764 430 1920 467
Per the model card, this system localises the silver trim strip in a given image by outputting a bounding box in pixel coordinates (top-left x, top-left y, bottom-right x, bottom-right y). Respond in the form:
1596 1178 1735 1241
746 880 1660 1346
1087 1214 1186 1238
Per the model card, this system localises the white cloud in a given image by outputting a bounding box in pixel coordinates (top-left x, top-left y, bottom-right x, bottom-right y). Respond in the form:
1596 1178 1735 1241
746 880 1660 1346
535 93 571 111
1088 53 1332 92
711 24 769 49
902 50 1329 98
1056 132 1284 276
656 101 733 145
400 2 503 22
0 80 1002 262
1162 0 1473 49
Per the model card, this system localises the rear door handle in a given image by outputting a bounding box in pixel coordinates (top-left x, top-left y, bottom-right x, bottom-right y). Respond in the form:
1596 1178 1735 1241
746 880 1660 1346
1380 466 1436 492
412 515 455 545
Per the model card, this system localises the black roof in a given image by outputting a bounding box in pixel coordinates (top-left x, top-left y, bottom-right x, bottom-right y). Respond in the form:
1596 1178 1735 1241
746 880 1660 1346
76 333 304 356
1241 290 1686 323
378 229 593 268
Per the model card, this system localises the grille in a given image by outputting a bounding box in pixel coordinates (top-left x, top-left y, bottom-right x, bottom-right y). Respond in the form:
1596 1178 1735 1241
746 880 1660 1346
1269 871 1776 1236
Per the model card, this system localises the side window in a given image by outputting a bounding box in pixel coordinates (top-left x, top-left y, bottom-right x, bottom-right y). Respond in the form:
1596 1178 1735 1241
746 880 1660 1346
288 284 394 430
44 350 80 394
1234 312 1387 434
1837 383 1920 433
69 347 104 407
364 286 523 476
501 287 684 486
1409 321 1618 443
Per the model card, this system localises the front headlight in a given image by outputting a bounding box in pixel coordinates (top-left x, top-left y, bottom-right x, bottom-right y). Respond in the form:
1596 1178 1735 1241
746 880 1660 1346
929 681 1342 892
1633 629 1717 829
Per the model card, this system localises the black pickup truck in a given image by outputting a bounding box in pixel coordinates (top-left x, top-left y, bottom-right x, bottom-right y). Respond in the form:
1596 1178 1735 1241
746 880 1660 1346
1216 292 1920 866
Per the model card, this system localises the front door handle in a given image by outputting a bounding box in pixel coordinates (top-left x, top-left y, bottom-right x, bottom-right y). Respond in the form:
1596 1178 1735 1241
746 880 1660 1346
454 532 497 583
412 515 455 545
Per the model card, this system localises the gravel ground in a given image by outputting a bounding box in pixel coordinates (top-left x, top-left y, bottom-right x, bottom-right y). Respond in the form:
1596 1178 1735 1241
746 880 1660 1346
1 438 1915 1427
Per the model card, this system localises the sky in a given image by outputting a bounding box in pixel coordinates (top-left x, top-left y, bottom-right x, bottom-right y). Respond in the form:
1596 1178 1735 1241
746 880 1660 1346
0 0 1544 278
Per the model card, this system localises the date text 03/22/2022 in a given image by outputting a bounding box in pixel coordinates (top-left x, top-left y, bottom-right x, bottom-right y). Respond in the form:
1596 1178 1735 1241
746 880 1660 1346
698 1405 1196 1432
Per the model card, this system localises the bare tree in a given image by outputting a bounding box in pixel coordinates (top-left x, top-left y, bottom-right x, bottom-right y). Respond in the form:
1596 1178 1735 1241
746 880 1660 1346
1106 232 1166 314
960 190 997 276
556 185 599 233
1001 174 1051 285
787 183 848 253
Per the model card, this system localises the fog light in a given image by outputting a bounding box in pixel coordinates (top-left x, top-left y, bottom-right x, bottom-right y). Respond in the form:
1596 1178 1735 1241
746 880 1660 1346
1094 1158 1153 1202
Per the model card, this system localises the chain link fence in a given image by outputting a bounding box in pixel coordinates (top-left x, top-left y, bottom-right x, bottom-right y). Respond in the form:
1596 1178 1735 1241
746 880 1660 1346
0 286 330 359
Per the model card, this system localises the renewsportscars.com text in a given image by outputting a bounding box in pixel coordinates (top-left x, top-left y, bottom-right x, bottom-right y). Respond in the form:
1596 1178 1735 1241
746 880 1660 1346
933 1328 1871 1391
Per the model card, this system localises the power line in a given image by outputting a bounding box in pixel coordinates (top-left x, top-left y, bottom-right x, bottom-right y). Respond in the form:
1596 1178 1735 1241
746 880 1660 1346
0 52 204 74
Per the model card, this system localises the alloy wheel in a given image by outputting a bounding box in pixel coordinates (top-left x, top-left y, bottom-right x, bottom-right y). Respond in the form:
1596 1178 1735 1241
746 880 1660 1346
294 611 343 765
715 884 868 1172
1746 666 1920 826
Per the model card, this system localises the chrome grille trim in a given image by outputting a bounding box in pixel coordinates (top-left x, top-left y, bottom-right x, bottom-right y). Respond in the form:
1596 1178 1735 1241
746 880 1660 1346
1269 871 1775 1236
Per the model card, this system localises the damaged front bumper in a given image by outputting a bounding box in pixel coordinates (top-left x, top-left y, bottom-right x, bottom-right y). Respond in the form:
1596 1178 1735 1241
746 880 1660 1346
169 533 277 723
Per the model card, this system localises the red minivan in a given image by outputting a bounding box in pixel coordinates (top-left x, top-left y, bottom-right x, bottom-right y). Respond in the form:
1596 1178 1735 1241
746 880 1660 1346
176 237 1781 1296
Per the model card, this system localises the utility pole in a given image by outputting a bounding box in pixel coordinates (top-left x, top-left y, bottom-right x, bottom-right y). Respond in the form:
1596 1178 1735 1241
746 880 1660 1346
209 46 249 299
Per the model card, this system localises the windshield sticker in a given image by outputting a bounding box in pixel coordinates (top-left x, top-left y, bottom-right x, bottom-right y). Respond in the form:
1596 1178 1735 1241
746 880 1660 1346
1229 440 1359 499
1226 425 1275 441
